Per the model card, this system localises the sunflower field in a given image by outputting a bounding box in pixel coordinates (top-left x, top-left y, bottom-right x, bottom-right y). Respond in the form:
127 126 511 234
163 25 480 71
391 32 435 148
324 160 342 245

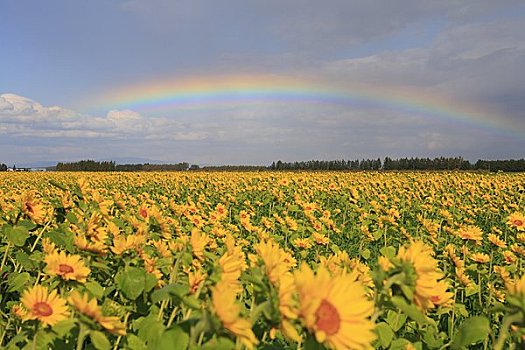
1 171 525 350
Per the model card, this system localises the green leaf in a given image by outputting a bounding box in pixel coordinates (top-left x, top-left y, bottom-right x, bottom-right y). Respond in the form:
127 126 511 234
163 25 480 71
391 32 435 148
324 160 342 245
201 337 235 350
49 180 67 191
90 330 111 350
391 296 431 326
52 319 77 338
18 220 37 231
157 326 189 350
182 295 201 310
361 248 371 260
126 334 148 350
151 283 188 304
135 315 165 347
116 267 147 300
7 272 31 292
375 322 394 348
144 273 158 293
4 225 29 247
330 244 340 254
380 246 396 259
451 316 490 349
66 212 79 224
385 310 407 332
389 338 412 350
453 303 469 318
34 329 55 350
15 251 34 270
400 285 414 301
85 281 105 299
423 326 445 349
465 284 479 297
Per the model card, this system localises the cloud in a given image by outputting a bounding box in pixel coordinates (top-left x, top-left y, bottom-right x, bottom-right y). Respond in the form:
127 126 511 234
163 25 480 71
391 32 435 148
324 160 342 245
1 90 524 165
319 17 525 128
119 0 524 54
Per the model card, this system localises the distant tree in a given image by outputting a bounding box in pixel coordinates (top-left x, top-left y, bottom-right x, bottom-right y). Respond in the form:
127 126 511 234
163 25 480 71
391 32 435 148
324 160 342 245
0 163 7 171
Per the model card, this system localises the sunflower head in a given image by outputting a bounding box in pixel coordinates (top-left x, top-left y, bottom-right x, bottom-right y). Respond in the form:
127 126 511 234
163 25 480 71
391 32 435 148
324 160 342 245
396 241 453 311
44 251 91 283
212 280 259 349
507 212 525 231
294 264 376 349
20 285 70 327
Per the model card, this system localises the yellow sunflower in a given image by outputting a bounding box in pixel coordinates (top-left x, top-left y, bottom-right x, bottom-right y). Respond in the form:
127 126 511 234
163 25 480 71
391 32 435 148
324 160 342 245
455 225 483 244
470 252 490 264
44 251 91 283
507 212 525 231
212 280 259 349
294 264 375 350
278 273 301 342
507 274 525 297
397 241 453 310
20 192 47 224
68 290 126 335
488 233 507 248
255 239 293 284
190 228 208 261
20 285 70 327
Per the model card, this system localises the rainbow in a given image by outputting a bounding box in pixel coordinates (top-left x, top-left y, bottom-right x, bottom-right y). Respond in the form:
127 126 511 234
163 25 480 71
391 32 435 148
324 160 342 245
87 74 524 140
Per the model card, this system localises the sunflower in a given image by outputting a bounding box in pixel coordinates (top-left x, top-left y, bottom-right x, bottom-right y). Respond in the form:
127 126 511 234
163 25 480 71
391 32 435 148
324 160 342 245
255 239 293 284
488 233 507 248
294 264 375 350
68 290 126 335
470 252 490 264
507 212 525 231
20 192 47 224
293 238 313 249
455 225 483 244
278 273 301 342
44 251 91 283
212 280 258 349
190 228 208 261
20 285 70 327
188 270 206 294
506 274 525 297
397 241 453 310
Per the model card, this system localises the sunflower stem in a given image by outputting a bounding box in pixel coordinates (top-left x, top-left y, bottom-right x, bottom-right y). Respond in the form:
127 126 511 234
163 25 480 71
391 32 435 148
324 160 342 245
31 322 38 350
0 242 12 274
493 312 522 350
166 306 180 328
113 312 130 350
30 220 51 253
76 323 88 350
0 318 11 347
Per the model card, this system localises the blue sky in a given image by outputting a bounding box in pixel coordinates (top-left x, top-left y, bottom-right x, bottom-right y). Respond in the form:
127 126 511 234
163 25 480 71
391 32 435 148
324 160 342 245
1 0 525 166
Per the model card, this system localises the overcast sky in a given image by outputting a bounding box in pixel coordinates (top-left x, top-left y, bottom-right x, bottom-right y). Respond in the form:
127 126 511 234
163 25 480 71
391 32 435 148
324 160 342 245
1 0 525 166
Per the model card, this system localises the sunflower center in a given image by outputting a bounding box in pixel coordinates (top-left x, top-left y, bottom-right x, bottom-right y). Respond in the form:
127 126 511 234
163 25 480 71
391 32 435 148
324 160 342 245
430 295 441 303
315 299 340 336
513 219 524 227
25 202 34 214
59 264 74 274
33 302 53 317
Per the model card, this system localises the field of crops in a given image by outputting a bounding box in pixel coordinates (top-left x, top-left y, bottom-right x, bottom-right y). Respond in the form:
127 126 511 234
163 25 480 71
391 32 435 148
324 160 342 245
0 171 525 350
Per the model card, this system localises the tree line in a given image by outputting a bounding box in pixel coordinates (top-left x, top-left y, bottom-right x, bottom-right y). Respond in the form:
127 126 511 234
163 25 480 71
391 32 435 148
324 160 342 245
55 160 193 172
270 157 525 172
2 158 525 172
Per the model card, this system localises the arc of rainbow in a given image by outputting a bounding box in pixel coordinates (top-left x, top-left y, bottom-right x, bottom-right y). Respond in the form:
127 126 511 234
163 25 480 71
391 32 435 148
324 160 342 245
87 74 524 140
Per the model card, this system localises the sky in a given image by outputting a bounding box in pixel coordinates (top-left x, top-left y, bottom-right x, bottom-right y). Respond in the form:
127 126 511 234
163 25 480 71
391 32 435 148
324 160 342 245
1 0 525 166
